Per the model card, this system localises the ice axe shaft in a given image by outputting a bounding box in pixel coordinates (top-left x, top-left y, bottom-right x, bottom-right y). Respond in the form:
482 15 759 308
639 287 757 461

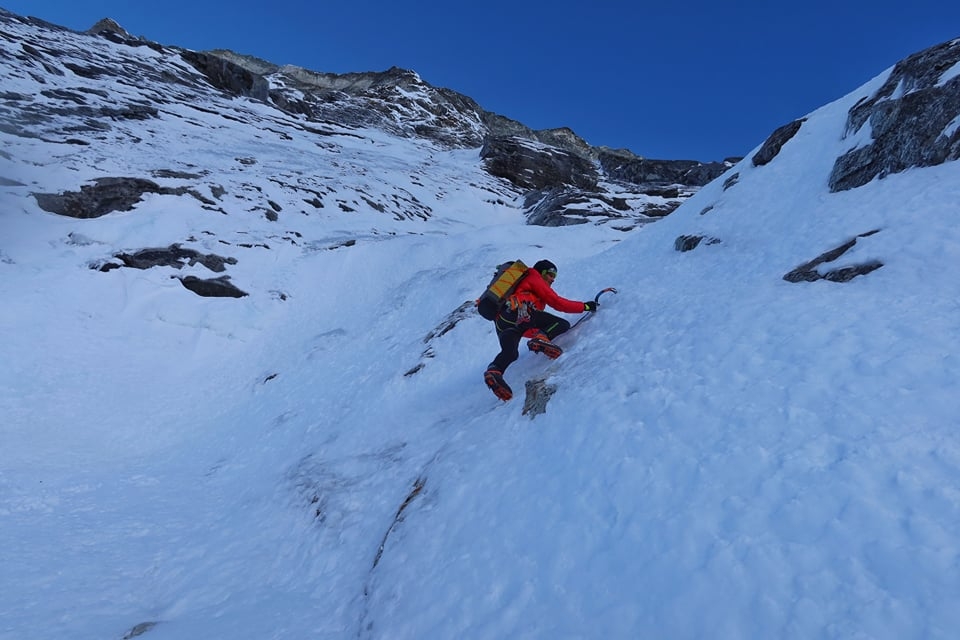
571 287 618 328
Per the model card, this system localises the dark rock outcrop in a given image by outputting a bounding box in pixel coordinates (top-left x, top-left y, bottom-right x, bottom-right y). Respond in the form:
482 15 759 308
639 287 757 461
94 244 248 298
783 230 883 283
177 275 248 298
829 38 960 192
33 177 222 218
86 18 132 39
674 235 721 252
180 50 272 102
752 119 805 167
598 150 733 187
104 244 238 272
34 177 164 218
480 136 599 191
522 187 637 227
523 377 557 418
121 621 158 640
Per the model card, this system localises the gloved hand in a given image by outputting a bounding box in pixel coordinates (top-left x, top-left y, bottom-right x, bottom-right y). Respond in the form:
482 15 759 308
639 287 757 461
584 300 598 312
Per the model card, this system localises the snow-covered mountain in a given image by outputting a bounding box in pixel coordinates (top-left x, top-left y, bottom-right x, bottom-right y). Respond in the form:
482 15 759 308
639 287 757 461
2 8 960 640
1 8 733 262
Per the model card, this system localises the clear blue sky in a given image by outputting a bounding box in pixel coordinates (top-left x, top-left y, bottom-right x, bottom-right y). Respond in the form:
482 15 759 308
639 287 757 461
5 1 959 161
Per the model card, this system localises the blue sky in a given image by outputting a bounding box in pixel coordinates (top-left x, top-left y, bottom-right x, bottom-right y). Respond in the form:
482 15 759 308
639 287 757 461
6 1 960 161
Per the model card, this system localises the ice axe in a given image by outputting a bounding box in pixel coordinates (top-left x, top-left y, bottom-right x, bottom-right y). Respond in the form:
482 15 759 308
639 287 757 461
571 287 618 329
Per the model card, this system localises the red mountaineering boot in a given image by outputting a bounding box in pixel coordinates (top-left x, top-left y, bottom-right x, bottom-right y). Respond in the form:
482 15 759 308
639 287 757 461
484 368 513 401
527 333 563 359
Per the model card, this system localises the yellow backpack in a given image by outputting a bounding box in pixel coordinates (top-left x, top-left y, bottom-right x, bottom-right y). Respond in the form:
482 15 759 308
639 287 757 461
476 260 528 320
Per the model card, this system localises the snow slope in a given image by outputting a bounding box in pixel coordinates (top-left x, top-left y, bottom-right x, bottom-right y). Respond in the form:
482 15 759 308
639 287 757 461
2 17 960 640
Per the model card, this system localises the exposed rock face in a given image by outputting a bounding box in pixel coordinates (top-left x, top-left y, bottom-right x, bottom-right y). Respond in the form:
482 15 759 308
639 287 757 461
480 136 599 191
522 187 636 227
523 377 557 417
598 150 732 187
674 234 721 252
86 18 132 39
95 244 248 297
13 8 956 302
752 119 805 167
0 7 734 238
783 230 884 283
177 275 248 298
185 48 730 223
33 178 164 218
102 244 238 273
32 178 220 219
180 50 271 102
478 139 735 225
202 54 488 148
829 38 960 192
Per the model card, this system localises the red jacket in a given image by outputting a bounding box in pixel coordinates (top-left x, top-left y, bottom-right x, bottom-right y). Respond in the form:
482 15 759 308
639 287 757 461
510 268 585 315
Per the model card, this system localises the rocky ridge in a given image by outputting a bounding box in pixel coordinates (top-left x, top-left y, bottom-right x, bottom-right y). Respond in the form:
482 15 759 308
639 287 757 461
3 9 958 298
0 7 736 298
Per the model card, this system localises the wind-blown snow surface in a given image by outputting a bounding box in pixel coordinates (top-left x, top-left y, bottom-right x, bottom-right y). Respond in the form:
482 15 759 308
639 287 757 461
3 58 960 640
